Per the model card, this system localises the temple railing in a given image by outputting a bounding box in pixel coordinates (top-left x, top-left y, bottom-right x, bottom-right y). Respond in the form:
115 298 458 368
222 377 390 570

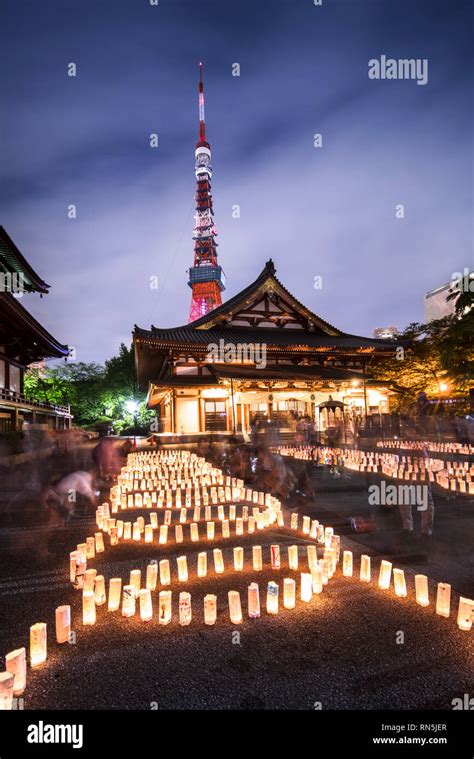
0 388 71 415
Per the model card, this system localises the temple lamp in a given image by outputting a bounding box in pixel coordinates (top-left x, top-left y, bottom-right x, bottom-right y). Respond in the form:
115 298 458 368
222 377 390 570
126 400 139 436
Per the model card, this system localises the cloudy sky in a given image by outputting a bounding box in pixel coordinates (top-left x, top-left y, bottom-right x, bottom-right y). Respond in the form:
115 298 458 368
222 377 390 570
1 0 472 363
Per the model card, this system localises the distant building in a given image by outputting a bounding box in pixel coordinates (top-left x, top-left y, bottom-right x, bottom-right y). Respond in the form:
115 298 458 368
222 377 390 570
424 282 457 322
373 326 398 340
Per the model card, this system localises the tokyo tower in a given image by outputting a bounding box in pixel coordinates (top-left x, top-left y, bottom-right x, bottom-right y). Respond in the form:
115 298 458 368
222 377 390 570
187 63 225 322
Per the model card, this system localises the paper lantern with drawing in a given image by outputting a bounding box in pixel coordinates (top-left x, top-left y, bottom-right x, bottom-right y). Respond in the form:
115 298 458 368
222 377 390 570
179 592 192 626
283 578 296 609
95 532 105 553
233 546 244 571
86 537 95 559
288 545 298 571
378 560 392 590
271 544 281 570
146 563 158 591
164 510 172 526
300 573 313 602
130 570 141 597
108 578 122 611
204 594 217 625
342 551 353 577
393 568 407 597
94 575 106 605
175 524 183 543
69 551 80 583
197 552 207 578
359 555 371 583
5 648 26 696
307 545 317 572
415 574 429 607
159 525 168 544
122 585 136 617
207 522 215 540
228 591 243 624
213 548 225 574
310 520 318 540
84 569 97 593
139 589 153 622
252 545 263 571
266 581 279 614
177 556 189 582
110 526 119 546
457 597 474 631
247 583 260 618
0 672 14 710
236 518 244 536
30 623 47 667
158 590 172 625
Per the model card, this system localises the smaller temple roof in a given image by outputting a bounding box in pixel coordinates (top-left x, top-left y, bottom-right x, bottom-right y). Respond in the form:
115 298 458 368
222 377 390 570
0 226 50 294
0 292 69 362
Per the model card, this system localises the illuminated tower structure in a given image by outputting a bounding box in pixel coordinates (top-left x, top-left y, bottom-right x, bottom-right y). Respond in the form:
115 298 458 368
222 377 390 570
188 63 225 323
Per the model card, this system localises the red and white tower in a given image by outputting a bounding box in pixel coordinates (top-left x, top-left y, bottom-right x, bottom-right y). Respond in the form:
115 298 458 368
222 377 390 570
188 63 225 322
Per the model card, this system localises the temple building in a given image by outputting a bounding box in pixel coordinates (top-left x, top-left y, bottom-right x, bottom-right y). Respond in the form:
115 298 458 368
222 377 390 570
0 226 71 431
134 260 398 436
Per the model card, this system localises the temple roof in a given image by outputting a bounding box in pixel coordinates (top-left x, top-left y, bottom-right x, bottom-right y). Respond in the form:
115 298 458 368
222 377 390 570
0 226 50 294
0 292 69 363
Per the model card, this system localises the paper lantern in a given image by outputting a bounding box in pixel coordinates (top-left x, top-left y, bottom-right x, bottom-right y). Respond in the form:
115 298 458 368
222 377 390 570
69 551 81 585
393 568 407 597
204 594 217 625
266 581 279 614
144 525 154 543
190 523 199 542
84 569 97 593
110 526 118 546
302 516 311 534
324 527 334 549
233 546 244 571
0 672 14 710
248 517 256 533
236 517 244 535
288 545 298 571
158 590 172 625
222 520 230 538
130 569 141 597
95 532 105 553
310 520 318 539
108 578 122 611
132 522 141 541
247 582 260 618
457 597 474 631
359 555 371 583
159 525 168 544
117 520 124 538
77 542 87 560
415 574 429 607
194 551 207 578
179 591 192 626
123 522 132 540
139 589 153 622
271 544 281 570
86 537 95 559
83 590 96 625
205 506 212 522
180 508 187 523
307 545 318 572
228 591 243 624
342 551 353 577
242 506 249 521
256 513 264 530
122 585 136 617
177 555 189 582
213 548 224 574
218 505 224 520
300 573 313 602
30 623 47 667
94 575 106 605
193 507 201 522
252 545 263 571
5 648 26 696
164 510 172 525
146 563 158 591
277 511 284 527
175 524 183 543
137 516 145 532
159 559 171 586
283 578 296 609
150 513 158 528
319 559 328 585
229 504 236 520
207 522 215 540
378 560 392 590
311 566 323 594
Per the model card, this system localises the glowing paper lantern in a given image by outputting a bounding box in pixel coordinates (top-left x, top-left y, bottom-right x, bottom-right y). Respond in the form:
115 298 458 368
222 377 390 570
378 560 392 590
310 520 318 539
393 568 407 597
222 520 230 538
271 544 281 569
122 585 136 617
77 542 87 560
164 510 172 525
95 532 104 553
288 545 298 571
123 522 132 540
177 555 189 582
190 523 199 542
415 574 429 607
179 591 192 626
300 573 313 602
146 563 158 591
248 517 256 533
311 566 323 594
207 522 215 540
247 583 260 618
252 545 263 571
84 569 97 593
319 559 328 585
159 559 171 586
130 569 141 597
108 578 122 611
233 546 244 571
158 590 172 625
132 522 141 541
94 575 106 605
139 589 153 622
266 581 279 614
150 513 158 528
110 526 118 546
228 591 243 624
117 520 124 538
342 551 353 577
213 548 224 574
159 525 168 544
229 504 236 520
256 513 264 530
236 518 244 535
204 594 217 625
86 537 95 559
307 545 318 571
360 555 371 583
5 648 26 696
283 578 296 609
205 507 212 522
82 590 96 625
193 507 201 522
0 672 14 710
175 524 183 543
180 508 187 523
302 516 311 534
457 597 474 631
30 622 47 667
218 505 224 520
145 525 153 543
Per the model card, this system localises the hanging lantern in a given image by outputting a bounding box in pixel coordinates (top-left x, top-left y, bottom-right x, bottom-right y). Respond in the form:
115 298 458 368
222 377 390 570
378 560 392 590
359 555 371 583
288 545 298 571
139 589 153 622
158 590 172 625
86 537 95 559
5 648 26 696
121 585 136 617
266 581 279 614
342 551 353 577
159 559 171 586
436 582 451 618
0 672 14 710
300 573 313 602
283 578 296 609
82 590 96 625
159 525 168 544
415 574 429 607
95 532 105 553
179 591 192 626
457 597 474 631
222 520 230 538
108 578 122 611
94 575 106 605
197 552 207 578
311 565 323 594
233 546 244 571
271 544 281 570
190 523 199 542
175 524 184 543
307 545 318 572
393 568 407 597
213 548 225 574
146 563 158 591
130 569 141 597
30 623 47 667
252 545 263 571
204 594 217 625
228 591 243 624
207 522 215 540
177 556 189 582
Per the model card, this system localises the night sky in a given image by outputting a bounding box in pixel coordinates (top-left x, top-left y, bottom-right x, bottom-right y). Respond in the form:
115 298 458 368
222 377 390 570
1 0 472 363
